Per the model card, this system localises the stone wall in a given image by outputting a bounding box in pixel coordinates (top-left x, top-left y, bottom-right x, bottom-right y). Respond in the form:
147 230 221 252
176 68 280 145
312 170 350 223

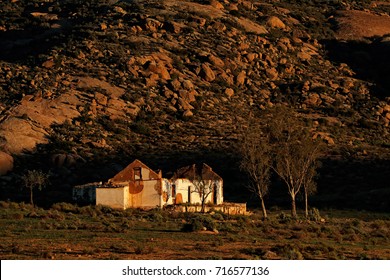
177 202 247 215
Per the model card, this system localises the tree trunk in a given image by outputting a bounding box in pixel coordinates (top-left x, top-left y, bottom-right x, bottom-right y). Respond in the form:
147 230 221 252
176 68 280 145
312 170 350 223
30 187 34 206
304 190 308 218
260 198 267 219
291 194 297 218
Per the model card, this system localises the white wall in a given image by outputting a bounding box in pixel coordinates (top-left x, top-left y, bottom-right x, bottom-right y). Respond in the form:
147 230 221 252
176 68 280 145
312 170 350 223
96 186 128 210
169 178 223 205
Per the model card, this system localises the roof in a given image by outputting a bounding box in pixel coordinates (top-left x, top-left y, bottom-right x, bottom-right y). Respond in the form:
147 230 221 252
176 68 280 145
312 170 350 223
73 182 102 189
172 163 222 181
109 159 161 183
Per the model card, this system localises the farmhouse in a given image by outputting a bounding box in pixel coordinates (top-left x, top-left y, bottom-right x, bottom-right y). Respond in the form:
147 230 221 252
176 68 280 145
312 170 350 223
170 163 223 206
96 159 165 209
73 159 245 213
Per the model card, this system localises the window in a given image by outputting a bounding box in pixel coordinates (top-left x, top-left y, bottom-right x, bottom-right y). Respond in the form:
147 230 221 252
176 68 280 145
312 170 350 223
134 167 142 181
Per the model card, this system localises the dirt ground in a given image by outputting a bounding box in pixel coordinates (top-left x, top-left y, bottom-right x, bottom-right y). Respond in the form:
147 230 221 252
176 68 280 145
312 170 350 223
1 203 389 260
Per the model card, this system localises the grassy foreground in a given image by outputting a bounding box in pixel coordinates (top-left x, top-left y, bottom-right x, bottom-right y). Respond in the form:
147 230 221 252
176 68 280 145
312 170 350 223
0 201 389 260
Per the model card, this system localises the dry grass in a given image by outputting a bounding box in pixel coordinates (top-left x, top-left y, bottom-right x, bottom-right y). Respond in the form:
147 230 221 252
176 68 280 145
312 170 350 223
0 202 389 260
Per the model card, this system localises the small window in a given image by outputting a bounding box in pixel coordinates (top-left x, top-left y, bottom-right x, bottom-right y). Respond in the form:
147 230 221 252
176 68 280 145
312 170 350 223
134 167 142 181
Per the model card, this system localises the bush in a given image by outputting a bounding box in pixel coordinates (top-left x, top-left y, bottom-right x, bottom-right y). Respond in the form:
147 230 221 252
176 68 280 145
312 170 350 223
217 222 236 233
51 202 78 213
274 244 304 260
308 208 322 222
278 212 292 223
182 214 216 232
147 211 164 222
211 212 225 221
134 243 154 255
0 201 10 209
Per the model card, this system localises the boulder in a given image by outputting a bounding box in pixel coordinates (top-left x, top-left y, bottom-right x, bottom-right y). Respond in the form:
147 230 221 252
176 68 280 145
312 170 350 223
225 88 234 98
210 0 224 10
179 90 197 103
95 92 108 106
200 63 216 82
246 53 257 62
208 54 225 68
266 16 286 29
0 118 47 154
144 18 163 32
170 79 182 91
265 68 279 80
236 71 246 86
235 17 268 34
227 3 239 11
210 22 226 32
51 154 76 168
165 21 181 34
305 93 321 106
113 6 127 16
182 79 195 90
0 151 13 175
42 60 55 69
147 63 171 80
183 109 194 118
178 98 194 111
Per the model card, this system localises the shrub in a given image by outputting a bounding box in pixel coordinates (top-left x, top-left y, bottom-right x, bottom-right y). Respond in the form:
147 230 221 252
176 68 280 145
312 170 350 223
241 247 266 258
0 201 9 208
274 244 304 260
51 202 78 213
212 238 224 247
79 205 99 217
134 243 154 255
147 212 164 222
217 222 236 233
211 212 225 221
308 208 322 222
12 213 24 220
46 210 65 221
182 214 216 232
277 212 292 223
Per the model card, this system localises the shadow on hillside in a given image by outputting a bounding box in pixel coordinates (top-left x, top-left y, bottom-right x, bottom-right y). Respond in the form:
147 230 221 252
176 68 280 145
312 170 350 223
322 36 390 99
0 23 73 62
1 145 390 212
312 157 390 212
0 145 247 208
0 0 109 63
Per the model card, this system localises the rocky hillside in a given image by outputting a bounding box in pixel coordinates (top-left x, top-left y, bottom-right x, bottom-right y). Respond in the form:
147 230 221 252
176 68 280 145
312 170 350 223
1 0 390 209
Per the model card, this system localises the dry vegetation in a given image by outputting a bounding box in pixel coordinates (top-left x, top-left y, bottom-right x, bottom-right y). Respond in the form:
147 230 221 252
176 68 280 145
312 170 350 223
0 201 389 260
1 0 390 260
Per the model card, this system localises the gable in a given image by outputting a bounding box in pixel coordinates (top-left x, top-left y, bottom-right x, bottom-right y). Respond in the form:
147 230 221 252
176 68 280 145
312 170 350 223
172 163 222 181
110 159 161 183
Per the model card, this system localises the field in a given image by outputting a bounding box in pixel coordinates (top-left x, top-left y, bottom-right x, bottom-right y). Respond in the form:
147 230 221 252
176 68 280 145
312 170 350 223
0 201 389 260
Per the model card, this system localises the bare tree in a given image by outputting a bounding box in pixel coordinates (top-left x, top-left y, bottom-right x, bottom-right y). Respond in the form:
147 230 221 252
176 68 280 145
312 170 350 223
303 156 321 218
265 106 322 218
174 164 221 213
239 122 272 219
191 174 216 213
22 170 49 206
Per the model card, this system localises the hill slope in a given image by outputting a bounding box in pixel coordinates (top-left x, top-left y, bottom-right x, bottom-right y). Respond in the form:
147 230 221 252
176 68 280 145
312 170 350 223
1 0 390 210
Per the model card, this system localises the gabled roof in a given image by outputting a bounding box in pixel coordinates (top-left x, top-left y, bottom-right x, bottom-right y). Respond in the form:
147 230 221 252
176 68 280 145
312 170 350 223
110 159 161 182
172 163 222 181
